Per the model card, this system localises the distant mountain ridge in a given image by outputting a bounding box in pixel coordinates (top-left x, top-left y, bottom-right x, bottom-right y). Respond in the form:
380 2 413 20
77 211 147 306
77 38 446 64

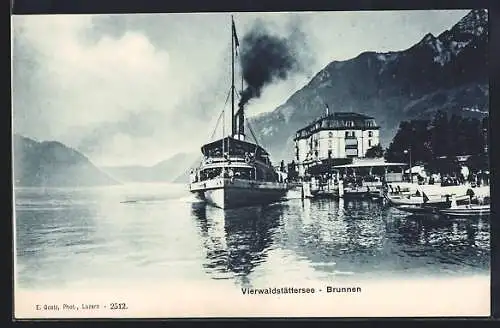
102 152 200 183
248 9 489 162
13 134 118 187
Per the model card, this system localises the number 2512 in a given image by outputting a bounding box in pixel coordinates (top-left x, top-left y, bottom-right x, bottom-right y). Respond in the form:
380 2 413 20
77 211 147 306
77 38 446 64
110 303 128 310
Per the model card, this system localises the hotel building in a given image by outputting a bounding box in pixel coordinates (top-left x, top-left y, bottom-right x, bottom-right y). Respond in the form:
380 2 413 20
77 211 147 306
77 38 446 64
294 112 380 177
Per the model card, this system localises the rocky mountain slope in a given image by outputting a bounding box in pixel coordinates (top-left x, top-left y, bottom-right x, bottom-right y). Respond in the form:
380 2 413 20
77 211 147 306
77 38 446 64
248 9 489 162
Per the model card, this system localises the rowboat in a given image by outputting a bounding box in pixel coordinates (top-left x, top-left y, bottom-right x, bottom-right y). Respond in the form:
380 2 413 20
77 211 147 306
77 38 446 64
384 191 470 216
439 204 490 217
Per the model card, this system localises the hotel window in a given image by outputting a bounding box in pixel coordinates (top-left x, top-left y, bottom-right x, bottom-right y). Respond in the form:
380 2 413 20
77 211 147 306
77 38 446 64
328 140 332 148
344 131 355 138
368 139 372 147
368 131 373 137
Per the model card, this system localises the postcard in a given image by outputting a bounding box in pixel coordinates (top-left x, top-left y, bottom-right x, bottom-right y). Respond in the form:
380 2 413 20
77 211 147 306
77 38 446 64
12 9 490 318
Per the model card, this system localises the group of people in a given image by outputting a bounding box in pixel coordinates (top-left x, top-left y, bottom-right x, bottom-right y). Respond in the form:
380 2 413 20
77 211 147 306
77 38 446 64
303 173 381 187
411 169 489 187
189 167 238 183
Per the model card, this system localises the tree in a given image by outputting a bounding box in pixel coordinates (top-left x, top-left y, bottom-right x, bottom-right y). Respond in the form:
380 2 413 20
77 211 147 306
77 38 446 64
429 110 449 158
385 119 432 163
365 144 384 158
387 111 488 165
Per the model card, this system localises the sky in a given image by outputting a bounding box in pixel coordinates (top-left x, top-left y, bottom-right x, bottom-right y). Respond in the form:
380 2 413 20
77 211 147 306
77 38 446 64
12 10 470 167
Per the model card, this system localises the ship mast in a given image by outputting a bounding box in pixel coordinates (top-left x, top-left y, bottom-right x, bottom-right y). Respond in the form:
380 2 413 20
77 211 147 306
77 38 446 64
231 16 245 141
231 15 236 137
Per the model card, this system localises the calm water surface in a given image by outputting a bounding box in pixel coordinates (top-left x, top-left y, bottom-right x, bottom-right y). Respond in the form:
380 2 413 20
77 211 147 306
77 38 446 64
15 183 490 290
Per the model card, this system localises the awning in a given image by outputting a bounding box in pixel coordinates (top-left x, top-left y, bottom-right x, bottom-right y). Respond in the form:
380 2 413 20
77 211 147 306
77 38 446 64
404 165 425 174
305 158 352 174
333 162 407 168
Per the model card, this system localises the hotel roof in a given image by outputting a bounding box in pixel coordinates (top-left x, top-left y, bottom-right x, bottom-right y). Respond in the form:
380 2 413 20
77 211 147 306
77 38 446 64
295 112 379 140
327 112 374 120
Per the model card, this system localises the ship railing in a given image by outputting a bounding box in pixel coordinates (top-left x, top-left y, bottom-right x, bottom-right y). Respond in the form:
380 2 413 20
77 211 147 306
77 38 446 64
202 155 270 167
202 156 247 164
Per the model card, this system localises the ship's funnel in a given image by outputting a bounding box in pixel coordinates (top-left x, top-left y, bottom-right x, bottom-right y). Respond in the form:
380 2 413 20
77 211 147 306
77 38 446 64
234 103 245 140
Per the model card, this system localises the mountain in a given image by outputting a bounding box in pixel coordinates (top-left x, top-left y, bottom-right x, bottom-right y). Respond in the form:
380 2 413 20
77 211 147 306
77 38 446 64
248 9 489 162
102 152 200 183
13 134 118 187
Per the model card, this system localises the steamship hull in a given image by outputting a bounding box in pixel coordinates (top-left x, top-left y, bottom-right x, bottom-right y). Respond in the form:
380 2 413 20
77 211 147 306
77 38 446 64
190 178 287 209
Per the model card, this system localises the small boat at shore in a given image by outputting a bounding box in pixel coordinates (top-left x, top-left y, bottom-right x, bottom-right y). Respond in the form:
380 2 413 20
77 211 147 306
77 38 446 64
392 204 442 215
439 188 490 217
384 189 470 216
343 184 384 199
439 204 490 217
385 184 490 217
385 192 469 206
343 185 370 198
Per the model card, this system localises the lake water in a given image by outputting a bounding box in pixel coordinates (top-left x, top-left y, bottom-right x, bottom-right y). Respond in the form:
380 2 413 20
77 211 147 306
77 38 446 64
14 183 490 293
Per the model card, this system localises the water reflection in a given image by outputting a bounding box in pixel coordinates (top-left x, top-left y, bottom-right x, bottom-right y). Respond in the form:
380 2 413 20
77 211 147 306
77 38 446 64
282 198 388 275
192 203 282 283
386 215 490 270
295 199 490 276
193 198 490 280
15 186 490 289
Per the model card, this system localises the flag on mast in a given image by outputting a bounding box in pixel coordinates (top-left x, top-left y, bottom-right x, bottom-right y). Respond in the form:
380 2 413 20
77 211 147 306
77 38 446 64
325 103 329 116
232 16 240 55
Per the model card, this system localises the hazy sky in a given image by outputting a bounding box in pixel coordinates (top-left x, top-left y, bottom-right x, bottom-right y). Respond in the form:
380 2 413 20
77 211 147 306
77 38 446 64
12 10 470 166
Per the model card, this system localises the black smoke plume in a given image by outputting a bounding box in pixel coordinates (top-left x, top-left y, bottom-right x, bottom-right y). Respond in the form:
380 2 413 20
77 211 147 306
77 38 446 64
238 20 311 107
